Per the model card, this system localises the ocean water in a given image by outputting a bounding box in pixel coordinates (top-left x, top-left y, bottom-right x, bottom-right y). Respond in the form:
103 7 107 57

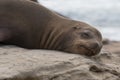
38 0 120 41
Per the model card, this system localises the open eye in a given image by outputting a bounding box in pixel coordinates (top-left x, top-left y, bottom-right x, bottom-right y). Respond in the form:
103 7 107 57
80 30 93 39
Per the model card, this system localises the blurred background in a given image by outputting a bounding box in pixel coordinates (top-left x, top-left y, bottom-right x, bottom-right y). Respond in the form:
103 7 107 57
38 0 120 41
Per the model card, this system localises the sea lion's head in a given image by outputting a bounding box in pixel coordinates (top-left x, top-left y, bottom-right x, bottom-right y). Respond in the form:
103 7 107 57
60 22 103 56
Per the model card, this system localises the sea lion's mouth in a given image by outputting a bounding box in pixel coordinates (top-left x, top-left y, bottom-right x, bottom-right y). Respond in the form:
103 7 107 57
79 45 99 56
60 44 100 56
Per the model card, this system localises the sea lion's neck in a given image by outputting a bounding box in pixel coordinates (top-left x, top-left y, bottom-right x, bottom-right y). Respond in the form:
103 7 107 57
27 2 77 49
40 16 76 50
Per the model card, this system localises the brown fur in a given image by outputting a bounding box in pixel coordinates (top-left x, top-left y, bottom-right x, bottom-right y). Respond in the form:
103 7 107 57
29 0 37 2
0 0 102 56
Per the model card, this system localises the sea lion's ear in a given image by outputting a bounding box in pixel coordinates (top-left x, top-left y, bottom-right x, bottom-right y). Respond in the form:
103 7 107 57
72 24 82 30
30 0 38 2
72 26 82 30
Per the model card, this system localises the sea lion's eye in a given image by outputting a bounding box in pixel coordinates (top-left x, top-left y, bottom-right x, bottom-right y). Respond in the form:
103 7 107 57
81 31 93 39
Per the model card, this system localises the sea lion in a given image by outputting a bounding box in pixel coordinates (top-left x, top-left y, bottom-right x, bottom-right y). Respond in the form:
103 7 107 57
0 0 102 56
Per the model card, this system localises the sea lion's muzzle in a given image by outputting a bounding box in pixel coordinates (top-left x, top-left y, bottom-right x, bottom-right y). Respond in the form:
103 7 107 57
83 41 103 56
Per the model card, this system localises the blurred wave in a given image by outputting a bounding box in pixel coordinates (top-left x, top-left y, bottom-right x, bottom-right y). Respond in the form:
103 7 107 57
39 0 120 41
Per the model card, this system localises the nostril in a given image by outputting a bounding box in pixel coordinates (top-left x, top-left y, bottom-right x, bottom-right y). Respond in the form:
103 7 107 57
91 42 99 49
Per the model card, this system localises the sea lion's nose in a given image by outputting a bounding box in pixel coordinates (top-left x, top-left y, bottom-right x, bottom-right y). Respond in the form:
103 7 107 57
91 42 101 49
89 42 102 55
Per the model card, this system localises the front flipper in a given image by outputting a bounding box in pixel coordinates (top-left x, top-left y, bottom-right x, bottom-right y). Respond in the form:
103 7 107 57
0 28 12 42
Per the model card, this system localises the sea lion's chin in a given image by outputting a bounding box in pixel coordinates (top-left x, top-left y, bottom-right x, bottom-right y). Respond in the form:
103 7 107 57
78 46 100 56
78 43 102 56
62 43 101 56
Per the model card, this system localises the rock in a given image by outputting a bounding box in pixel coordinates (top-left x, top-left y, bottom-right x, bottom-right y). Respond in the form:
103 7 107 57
103 41 120 54
0 43 120 80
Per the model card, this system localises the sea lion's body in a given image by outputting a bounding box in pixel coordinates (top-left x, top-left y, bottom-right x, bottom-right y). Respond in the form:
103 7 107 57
0 0 102 56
